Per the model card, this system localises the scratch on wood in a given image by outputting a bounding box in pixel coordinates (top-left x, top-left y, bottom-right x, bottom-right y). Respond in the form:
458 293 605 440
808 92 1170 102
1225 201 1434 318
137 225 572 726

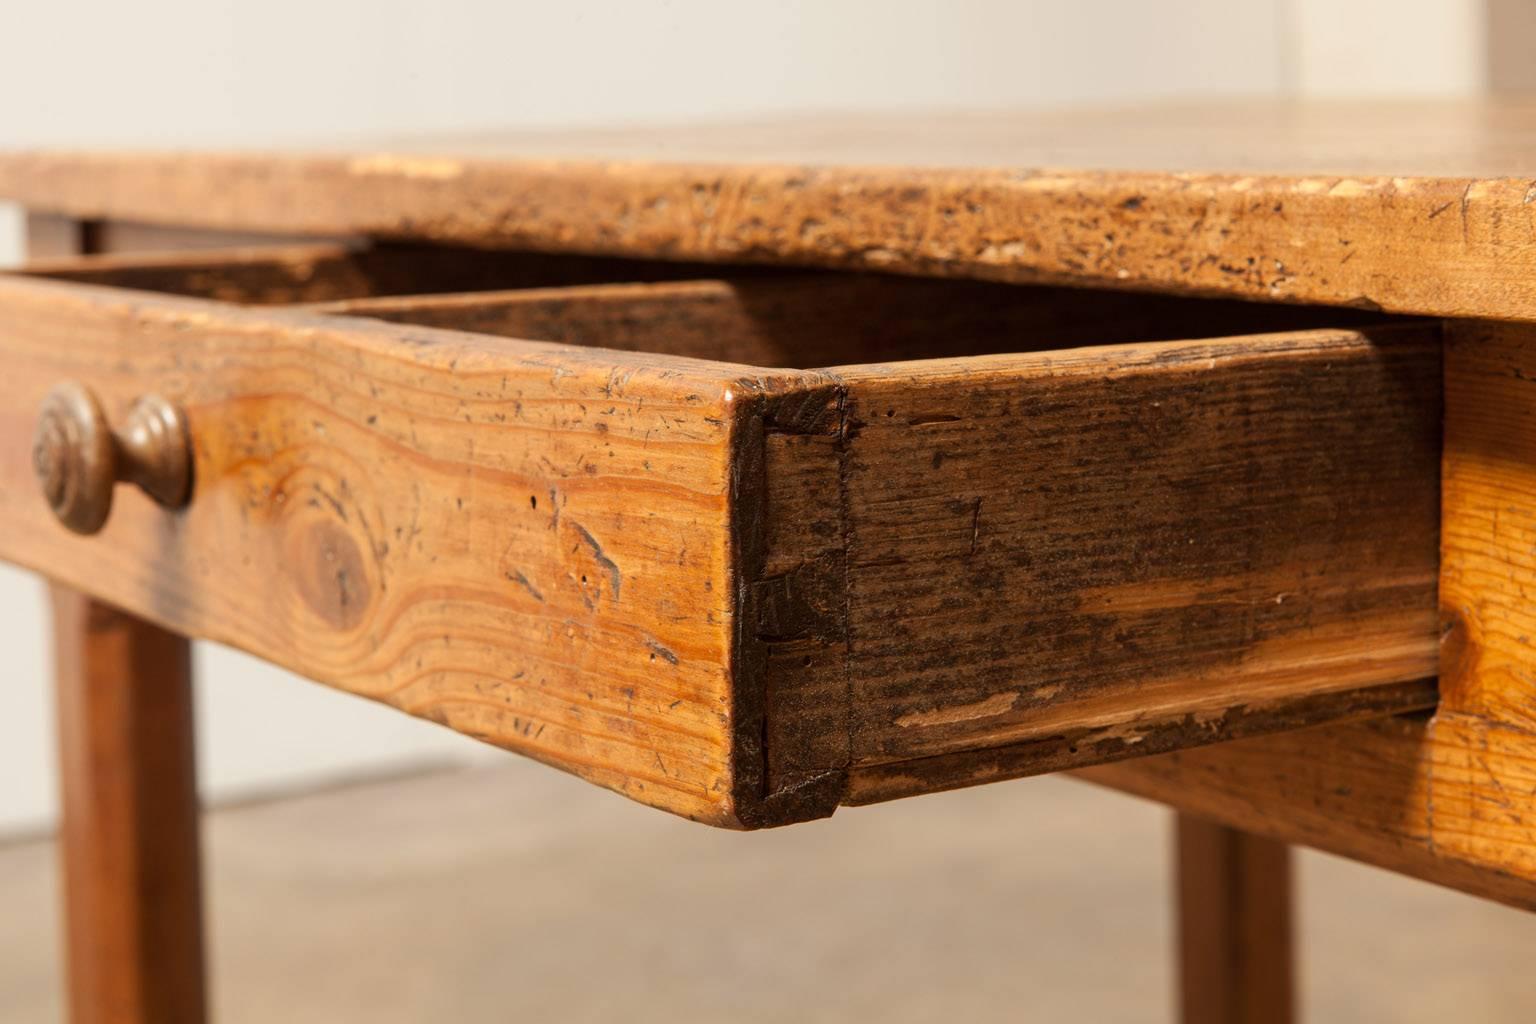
645 637 681 664
506 569 544 603
574 521 622 600
895 692 1017 729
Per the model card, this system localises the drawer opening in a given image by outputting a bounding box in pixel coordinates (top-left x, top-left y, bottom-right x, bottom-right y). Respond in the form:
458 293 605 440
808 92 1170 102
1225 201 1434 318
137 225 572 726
17 240 791 306
312 273 1392 369
17 241 1392 368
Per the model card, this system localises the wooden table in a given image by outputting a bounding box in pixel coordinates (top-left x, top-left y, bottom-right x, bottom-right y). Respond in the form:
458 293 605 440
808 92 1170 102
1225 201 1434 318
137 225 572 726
5 99 1535 1023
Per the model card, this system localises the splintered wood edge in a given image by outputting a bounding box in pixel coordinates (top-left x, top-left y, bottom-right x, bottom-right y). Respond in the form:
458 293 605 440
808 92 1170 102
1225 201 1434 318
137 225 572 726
7 153 1536 321
848 677 1439 805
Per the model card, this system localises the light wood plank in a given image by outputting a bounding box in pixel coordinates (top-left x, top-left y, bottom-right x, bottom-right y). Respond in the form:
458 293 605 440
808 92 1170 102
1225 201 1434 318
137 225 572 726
0 272 819 826
15 102 1536 319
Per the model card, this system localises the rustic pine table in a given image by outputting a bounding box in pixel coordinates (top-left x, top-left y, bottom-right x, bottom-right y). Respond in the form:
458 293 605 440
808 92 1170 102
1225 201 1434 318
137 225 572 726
4 100 1534 1023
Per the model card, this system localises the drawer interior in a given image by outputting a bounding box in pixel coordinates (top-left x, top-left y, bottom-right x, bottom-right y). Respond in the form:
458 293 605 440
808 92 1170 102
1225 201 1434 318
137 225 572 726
20 241 791 306
21 240 1389 367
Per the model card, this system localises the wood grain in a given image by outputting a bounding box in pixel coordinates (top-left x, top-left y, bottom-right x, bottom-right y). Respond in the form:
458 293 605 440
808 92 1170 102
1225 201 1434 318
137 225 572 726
1176 817 1294 1024
1079 710 1536 910
0 254 1452 823
0 272 826 827
819 326 1443 795
316 275 1379 369
52 587 207 1024
1440 320 1536 728
1082 318 1536 909
14 102 1536 319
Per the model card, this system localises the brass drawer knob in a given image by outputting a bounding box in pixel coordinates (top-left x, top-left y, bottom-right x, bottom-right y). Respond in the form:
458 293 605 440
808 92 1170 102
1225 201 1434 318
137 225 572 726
33 382 192 535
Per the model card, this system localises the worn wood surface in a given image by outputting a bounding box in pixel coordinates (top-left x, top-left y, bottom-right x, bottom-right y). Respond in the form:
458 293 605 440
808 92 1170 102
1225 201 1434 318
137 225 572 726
1079 711 1536 910
317 275 1377 369
824 326 1442 797
1440 320 1536 728
12 102 1536 319
0 247 1454 824
1084 322 1536 907
1176 816 1294 1024
52 587 207 1024
328 285 1444 800
0 272 826 827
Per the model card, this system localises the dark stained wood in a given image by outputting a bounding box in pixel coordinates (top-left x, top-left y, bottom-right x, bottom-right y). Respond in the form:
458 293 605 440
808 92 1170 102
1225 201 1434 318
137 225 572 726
52 587 206 1024
1086 318 1536 908
1177 816 1294 1024
15 102 1536 319
21 242 780 306
819 326 1443 794
316 276 1380 368
24 244 383 304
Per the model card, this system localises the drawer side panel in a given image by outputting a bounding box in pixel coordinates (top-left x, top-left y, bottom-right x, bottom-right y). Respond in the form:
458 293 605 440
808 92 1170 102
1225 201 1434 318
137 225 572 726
814 326 1442 787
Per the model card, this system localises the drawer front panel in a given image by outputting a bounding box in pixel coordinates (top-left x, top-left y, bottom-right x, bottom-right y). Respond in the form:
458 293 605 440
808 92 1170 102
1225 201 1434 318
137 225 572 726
0 274 777 826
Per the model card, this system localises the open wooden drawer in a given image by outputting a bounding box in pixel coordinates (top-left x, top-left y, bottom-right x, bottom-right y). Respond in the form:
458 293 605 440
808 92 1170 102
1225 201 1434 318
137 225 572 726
0 243 1441 827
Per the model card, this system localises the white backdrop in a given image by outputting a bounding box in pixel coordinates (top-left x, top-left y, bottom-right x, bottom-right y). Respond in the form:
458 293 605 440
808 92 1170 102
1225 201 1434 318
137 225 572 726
0 0 1489 834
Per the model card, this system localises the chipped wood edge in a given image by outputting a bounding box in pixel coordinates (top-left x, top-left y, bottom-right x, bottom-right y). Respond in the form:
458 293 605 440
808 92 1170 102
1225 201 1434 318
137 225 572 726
849 677 1438 806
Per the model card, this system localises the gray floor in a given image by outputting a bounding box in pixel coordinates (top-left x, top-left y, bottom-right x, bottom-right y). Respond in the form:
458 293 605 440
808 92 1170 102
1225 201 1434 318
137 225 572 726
2 763 1535 1023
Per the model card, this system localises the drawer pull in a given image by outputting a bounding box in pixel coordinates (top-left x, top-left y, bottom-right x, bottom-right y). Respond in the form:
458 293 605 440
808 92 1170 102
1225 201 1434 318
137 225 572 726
33 382 192 535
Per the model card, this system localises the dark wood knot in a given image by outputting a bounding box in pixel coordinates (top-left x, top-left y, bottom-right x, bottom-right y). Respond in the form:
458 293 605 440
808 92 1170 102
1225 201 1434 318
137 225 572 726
33 381 193 535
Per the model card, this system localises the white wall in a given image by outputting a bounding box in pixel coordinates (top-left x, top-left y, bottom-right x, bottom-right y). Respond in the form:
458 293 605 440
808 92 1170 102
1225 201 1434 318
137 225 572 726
0 0 1492 834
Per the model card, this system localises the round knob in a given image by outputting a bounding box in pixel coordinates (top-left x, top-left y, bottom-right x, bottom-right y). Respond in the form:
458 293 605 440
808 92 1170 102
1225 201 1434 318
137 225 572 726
33 382 192 535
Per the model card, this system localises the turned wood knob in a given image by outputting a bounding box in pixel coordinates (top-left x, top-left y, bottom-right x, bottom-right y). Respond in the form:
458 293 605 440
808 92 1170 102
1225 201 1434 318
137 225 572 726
33 382 192 535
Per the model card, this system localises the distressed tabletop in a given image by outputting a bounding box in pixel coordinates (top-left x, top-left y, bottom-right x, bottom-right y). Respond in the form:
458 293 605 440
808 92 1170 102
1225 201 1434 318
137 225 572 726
5 100 1536 320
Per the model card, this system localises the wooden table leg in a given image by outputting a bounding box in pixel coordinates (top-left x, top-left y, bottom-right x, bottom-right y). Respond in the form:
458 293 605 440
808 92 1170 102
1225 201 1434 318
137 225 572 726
52 586 208 1024
1176 813 1294 1024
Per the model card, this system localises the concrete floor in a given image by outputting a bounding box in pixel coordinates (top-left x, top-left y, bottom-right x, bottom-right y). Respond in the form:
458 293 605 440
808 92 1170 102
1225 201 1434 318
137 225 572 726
3 763 1535 1023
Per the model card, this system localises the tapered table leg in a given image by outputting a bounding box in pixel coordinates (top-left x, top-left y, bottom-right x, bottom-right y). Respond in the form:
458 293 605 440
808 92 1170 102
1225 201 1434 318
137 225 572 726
52 587 207 1024
1176 814 1294 1024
